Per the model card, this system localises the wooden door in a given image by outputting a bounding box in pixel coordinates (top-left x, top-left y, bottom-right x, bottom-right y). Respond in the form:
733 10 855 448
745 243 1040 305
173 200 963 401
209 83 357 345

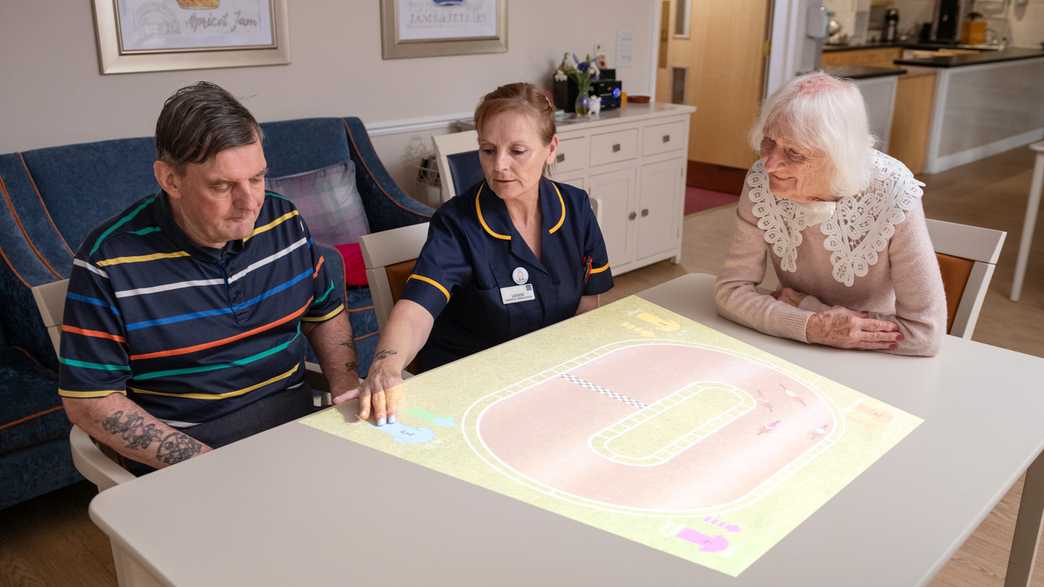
657 0 772 170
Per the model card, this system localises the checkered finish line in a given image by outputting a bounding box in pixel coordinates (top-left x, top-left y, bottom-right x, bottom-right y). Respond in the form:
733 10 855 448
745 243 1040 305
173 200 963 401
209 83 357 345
560 374 647 410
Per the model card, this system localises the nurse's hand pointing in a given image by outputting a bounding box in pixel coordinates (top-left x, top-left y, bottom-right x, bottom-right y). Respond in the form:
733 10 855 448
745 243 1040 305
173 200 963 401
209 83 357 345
337 348 404 426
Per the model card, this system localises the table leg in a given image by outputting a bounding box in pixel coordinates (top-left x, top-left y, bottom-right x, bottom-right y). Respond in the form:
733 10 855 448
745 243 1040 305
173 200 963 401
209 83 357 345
1011 153 1043 302
1005 450 1044 587
112 542 165 587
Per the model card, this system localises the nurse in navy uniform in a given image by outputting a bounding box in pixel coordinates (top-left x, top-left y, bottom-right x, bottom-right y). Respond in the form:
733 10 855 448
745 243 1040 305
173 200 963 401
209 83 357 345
338 82 613 425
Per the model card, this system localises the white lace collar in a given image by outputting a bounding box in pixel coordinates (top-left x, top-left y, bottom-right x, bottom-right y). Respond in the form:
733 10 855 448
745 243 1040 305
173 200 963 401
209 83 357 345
747 151 924 287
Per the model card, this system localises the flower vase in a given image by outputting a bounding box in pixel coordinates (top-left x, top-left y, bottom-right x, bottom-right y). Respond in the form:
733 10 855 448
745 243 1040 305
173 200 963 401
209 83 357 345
574 85 591 116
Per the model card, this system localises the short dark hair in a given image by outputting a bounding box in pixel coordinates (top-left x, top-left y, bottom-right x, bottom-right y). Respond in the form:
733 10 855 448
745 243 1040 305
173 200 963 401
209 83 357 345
155 81 262 171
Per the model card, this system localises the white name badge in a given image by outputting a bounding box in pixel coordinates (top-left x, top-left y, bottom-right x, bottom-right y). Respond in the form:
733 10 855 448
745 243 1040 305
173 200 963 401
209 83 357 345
500 283 536 305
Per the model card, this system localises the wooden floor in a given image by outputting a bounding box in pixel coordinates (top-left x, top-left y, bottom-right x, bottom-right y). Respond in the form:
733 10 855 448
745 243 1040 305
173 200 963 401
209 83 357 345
1 147 1041 586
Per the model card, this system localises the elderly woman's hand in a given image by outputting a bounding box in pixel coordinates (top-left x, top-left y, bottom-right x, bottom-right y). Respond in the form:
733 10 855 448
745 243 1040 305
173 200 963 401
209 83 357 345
806 307 903 350
773 287 807 307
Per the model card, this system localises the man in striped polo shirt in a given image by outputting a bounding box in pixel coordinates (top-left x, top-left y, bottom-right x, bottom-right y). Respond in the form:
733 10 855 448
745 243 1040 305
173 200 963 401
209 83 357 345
59 82 360 471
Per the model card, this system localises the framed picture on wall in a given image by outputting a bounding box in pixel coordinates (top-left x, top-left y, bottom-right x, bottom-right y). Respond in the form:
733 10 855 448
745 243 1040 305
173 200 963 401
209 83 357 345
380 0 508 60
91 0 290 74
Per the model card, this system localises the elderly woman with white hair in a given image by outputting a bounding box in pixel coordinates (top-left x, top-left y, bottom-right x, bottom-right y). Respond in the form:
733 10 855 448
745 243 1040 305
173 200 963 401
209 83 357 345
715 72 946 356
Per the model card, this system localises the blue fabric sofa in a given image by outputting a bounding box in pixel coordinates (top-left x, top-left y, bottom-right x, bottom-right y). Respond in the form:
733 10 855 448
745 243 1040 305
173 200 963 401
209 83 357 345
0 117 433 509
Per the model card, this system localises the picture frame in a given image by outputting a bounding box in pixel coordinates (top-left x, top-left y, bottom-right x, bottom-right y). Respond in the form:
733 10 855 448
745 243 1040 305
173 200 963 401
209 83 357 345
380 0 508 60
91 0 290 75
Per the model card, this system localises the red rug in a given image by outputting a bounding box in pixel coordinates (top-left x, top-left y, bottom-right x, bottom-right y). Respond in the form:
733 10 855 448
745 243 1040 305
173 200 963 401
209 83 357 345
685 187 739 215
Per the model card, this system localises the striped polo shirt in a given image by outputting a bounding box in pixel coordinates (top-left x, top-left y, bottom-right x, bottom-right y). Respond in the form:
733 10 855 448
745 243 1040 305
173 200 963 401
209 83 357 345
58 191 345 426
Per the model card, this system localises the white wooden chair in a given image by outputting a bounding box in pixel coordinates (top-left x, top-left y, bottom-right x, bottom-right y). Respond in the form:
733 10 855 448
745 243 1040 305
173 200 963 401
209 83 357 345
926 218 1006 339
432 130 480 204
359 222 431 328
30 279 135 491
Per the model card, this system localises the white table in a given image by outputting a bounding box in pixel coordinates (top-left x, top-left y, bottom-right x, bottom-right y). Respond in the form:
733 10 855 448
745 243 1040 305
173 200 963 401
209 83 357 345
90 274 1044 586
1012 141 1044 302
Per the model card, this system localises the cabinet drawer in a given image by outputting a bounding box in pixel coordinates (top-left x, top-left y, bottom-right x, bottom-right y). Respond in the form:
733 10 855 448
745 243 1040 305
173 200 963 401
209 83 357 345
551 136 587 174
589 128 638 167
642 120 687 156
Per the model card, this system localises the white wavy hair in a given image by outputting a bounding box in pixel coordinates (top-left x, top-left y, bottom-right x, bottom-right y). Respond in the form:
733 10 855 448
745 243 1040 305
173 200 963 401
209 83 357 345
749 72 875 198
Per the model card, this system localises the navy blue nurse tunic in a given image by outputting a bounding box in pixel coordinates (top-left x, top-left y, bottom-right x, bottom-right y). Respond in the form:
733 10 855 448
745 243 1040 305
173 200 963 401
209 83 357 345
400 177 613 371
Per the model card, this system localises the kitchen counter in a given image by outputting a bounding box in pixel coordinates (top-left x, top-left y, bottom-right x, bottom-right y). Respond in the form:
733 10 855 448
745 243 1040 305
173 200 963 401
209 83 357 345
894 47 1044 68
822 43 1044 173
823 41 1005 53
823 65 907 80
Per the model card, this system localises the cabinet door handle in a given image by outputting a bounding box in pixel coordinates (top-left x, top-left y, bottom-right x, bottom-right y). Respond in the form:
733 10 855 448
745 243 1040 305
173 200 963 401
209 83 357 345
628 211 637 221
641 208 650 217
612 143 621 153
556 153 565 163
662 134 671 143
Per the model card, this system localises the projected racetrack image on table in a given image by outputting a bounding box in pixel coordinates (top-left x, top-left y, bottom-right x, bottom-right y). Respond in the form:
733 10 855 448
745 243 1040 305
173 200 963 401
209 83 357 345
470 342 839 514
301 296 921 576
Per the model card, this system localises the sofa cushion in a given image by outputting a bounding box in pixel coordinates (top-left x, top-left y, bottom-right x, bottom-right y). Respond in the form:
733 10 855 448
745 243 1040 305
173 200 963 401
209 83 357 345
267 160 370 246
260 118 352 178
0 347 67 456
21 137 159 254
334 242 368 286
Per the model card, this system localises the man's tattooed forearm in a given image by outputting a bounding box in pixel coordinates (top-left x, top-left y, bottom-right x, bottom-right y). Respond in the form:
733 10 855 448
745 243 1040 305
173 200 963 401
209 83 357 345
156 432 204 465
344 360 358 372
100 410 163 451
373 349 398 362
340 339 357 351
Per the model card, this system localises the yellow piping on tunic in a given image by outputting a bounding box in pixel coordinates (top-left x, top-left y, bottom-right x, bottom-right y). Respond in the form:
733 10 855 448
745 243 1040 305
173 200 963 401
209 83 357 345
474 184 512 240
548 183 566 234
408 274 451 302
475 182 569 238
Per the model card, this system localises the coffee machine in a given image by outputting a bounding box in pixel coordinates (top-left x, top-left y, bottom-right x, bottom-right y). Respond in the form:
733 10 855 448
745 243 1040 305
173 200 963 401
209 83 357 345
932 0 965 44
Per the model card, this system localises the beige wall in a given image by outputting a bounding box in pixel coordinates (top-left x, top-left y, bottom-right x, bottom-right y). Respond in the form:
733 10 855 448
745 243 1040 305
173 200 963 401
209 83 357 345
0 1 655 198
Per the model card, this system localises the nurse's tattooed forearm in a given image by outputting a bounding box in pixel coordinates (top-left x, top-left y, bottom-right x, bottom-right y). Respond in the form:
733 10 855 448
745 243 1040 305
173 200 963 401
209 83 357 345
101 410 164 451
373 349 398 362
156 431 205 465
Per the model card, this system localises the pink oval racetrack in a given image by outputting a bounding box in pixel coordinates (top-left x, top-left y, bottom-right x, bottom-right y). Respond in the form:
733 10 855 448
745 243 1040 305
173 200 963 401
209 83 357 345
477 343 836 511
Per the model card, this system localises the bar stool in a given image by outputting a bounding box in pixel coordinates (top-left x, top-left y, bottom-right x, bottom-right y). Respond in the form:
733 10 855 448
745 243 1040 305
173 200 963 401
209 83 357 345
1011 141 1044 302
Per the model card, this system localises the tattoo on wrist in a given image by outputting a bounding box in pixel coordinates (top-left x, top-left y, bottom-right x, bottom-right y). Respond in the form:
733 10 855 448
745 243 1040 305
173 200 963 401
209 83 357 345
156 432 204 465
344 360 358 372
373 349 398 362
101 410 163 451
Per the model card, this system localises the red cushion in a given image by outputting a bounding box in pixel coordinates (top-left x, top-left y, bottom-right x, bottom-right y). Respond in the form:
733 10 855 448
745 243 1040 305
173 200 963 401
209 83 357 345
334 243 368 287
